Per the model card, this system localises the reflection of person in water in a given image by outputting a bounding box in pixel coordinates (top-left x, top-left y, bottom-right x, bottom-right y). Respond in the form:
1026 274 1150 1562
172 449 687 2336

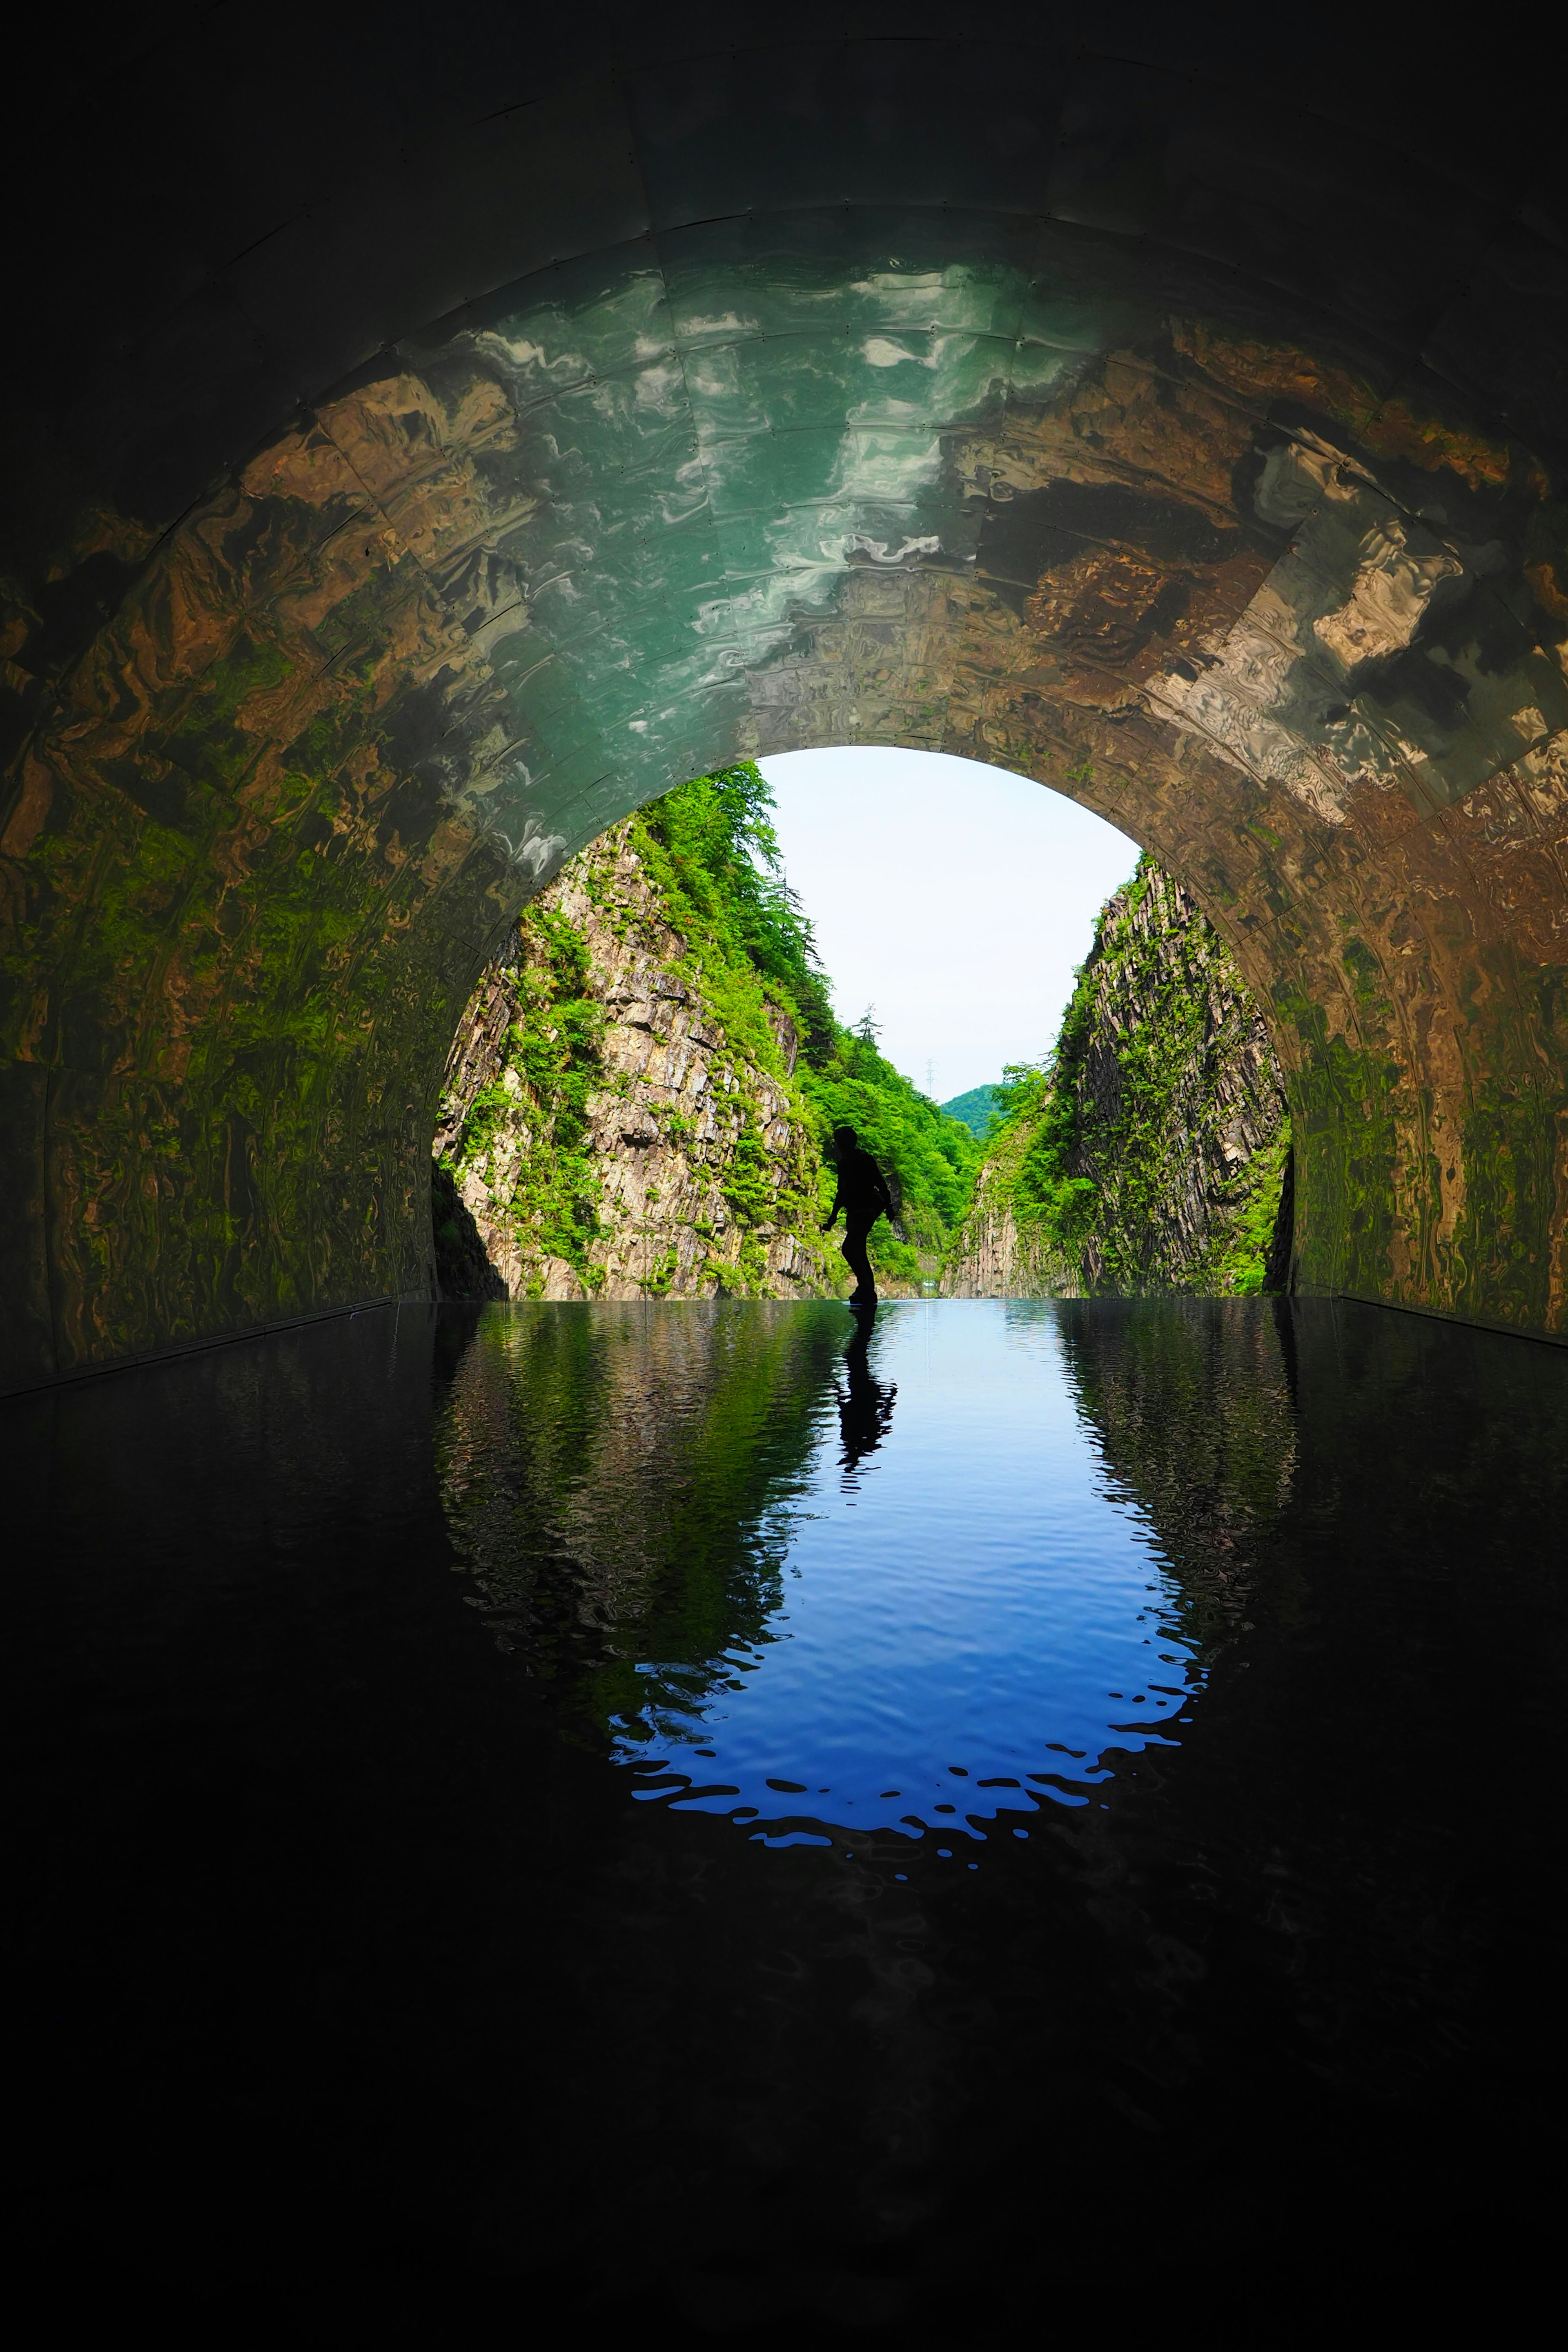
822 1123 894 1307
836 1305 897 1475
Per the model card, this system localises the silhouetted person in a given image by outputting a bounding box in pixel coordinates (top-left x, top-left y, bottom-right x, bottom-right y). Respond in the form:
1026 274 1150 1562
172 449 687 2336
835 1305 897 1476
822 1123 893 1306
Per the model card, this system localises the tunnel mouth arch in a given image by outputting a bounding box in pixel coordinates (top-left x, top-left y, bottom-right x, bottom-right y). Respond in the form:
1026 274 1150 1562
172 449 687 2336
4 22 1568 1385
428 740 1297 1312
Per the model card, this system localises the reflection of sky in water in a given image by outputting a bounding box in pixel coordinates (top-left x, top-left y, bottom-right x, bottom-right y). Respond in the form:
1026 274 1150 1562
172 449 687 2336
617 1303 1201 1848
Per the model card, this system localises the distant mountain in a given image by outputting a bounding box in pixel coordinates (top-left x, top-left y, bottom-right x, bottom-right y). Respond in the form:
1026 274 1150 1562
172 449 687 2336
941 1084 1001 1141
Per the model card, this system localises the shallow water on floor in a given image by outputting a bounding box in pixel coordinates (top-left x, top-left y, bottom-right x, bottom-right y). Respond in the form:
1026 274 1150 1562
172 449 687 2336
440 1303 1258 1844
6 1296 1566 2323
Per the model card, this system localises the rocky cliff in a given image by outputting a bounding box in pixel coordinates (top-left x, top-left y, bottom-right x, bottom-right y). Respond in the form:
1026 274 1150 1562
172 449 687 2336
943 860 1291 1298
433 822 833 1301
938 1119 1069 1299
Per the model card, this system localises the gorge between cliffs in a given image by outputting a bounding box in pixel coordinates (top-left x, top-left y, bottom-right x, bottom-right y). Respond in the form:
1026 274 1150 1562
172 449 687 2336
431 764 1293 1306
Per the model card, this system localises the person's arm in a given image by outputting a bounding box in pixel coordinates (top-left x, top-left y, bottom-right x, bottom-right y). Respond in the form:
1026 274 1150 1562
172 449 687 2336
822 1174 844 1230
874 1163 894 1222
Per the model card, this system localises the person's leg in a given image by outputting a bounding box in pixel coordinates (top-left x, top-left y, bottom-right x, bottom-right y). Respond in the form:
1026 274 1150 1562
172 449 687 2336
841 1220 876 1303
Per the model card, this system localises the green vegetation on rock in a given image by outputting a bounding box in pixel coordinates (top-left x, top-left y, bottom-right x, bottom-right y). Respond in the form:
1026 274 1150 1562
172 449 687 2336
801 1013 981 1285
628 765 832 1087
435 763 982 1298
940 1084 1001 1141
631 768 981 1279
437 780 1289 1307
459 903 610 1288
944 858 1292 1298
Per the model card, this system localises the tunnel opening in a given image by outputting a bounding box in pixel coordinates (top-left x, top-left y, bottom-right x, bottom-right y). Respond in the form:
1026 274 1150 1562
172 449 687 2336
424 744 1298 1308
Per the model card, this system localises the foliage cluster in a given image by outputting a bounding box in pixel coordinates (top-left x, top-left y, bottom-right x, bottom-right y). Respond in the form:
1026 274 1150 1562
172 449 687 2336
799 1016 981 1283
438 760 980 1296
632 766 982 1283
982 857 1289 1295
940 1084 1001 1142
996 961 1100 1268
448 903 609 1290
630 765 835 1078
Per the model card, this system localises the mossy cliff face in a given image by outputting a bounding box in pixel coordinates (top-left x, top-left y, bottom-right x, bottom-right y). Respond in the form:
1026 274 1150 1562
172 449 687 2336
433 822 832 1301
939 1120 1072 1302
944 861 1290 1297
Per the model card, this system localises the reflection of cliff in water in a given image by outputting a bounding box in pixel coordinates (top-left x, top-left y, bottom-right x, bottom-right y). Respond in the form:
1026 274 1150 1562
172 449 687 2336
1054 1293 1568 1691
1050 1297 1299 1656
435 1301 847 1740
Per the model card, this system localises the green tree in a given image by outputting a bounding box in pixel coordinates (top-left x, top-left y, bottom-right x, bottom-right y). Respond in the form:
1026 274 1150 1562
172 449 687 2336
633 766 982 1283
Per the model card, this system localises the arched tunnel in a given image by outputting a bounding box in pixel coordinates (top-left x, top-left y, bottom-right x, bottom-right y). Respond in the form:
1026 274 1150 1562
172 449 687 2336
11 14 1568 2315
5 7 1568 1386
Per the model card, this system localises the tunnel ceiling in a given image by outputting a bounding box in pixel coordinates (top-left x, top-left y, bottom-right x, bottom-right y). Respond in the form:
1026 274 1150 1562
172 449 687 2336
4 5 1568 1383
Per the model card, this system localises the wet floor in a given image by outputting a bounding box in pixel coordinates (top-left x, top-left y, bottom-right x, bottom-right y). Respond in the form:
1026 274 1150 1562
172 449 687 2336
6 1297 1565 2327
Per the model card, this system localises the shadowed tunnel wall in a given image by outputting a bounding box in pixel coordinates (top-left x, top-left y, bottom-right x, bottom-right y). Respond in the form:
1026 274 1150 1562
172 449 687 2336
4 4 1568 1386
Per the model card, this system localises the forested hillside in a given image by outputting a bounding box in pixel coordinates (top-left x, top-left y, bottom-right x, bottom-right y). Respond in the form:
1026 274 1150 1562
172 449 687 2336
432 766 981 1299
940 1085 1000 1141
434 767 1292 1306
943 859 1292 1299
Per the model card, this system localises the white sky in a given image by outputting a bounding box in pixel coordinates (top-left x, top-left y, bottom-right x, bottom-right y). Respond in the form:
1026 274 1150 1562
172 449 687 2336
757 748 1140 1105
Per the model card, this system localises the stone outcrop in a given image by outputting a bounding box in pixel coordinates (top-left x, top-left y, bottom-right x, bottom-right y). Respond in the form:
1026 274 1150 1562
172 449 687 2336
943 862 1291 1298
433 823 832 1301
939 1123 1073 1300
1069 866 1290 1291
